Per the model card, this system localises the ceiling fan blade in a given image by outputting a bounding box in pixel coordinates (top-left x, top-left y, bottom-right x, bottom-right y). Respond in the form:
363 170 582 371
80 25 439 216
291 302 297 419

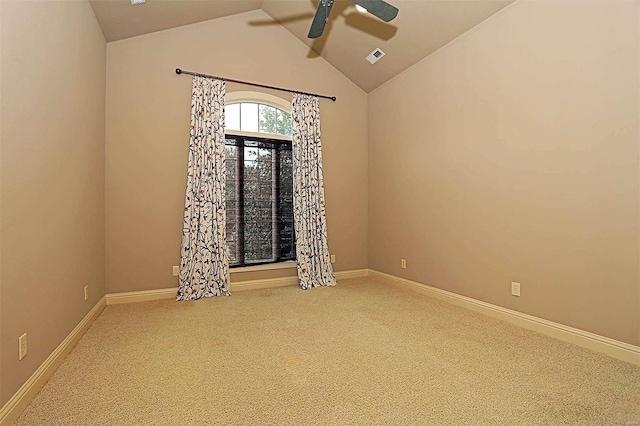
348 0 399 23
308 0 335 39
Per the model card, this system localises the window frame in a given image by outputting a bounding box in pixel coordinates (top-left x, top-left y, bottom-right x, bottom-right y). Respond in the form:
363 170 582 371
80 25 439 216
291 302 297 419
224 92 295 270
225 133 295 268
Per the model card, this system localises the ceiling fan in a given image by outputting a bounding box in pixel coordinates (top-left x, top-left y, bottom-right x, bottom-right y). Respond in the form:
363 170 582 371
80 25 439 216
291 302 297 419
308 0 399 39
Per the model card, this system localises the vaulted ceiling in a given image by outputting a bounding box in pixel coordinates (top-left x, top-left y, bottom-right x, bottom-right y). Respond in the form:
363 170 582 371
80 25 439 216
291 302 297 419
89 0 515 92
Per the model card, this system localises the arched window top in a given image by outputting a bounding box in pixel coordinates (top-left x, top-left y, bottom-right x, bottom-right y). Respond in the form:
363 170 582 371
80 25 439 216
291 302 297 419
225 91 292 137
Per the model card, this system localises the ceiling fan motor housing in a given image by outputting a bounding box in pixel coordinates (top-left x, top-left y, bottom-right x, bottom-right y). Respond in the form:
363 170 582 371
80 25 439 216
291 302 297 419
309 0 398 39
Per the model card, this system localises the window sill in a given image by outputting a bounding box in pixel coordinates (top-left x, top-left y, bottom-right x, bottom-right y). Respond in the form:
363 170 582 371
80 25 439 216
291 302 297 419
230 260 297 274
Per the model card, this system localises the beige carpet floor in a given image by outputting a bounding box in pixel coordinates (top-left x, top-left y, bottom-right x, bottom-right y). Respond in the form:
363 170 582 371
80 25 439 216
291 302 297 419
15 277 640 425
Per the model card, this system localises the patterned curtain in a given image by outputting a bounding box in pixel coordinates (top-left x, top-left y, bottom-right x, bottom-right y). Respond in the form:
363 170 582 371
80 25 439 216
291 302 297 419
176 76 230 301
291 93 337 290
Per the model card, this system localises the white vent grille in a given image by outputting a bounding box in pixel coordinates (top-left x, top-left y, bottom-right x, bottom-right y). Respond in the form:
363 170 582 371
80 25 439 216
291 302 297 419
366 48 385 64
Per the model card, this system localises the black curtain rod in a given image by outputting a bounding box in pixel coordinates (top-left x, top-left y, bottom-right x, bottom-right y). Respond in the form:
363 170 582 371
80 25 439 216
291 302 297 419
175 68 336 102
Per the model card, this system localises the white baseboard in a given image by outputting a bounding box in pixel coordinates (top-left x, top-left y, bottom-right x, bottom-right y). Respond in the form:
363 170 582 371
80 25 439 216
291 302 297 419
106 287 177 305
231 276 298 292
334 269 369 280
369 270 640 366
0 296 107 426
106 269 369 305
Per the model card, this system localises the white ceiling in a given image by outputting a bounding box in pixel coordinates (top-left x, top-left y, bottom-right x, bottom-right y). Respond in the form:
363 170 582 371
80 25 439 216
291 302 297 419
89 0 515 92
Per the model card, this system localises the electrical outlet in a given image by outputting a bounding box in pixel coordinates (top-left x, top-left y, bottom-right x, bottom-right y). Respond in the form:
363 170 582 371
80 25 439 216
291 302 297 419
172 266 179 276
401 259 407 269
84 285 89 301
330 254 336 263
511 282 521 297
19 333 27 360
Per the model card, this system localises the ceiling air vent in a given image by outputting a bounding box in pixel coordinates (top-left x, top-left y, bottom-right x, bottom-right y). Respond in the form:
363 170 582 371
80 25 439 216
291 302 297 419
130 0 145 5
366 48 385 65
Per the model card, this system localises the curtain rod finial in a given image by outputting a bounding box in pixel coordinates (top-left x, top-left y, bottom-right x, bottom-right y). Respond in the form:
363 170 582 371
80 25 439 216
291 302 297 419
331 96 336 102
176 68 182 74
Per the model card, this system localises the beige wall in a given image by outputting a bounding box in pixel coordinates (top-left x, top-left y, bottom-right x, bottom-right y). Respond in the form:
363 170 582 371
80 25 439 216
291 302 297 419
369 0 639 345
105 10 368 294
0 0 106 406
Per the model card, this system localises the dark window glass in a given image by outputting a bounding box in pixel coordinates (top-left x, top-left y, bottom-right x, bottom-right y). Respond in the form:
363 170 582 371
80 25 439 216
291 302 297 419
225 134 295 267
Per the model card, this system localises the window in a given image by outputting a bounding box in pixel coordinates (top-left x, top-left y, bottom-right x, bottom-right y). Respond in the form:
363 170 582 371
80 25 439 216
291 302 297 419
225 102 292 136
224 99 295 267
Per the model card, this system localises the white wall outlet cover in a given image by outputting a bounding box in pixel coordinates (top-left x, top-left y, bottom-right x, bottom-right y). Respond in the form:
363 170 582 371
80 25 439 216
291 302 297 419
172 266 179 276
330 255 336 263
511 282 521 297
19 333 27 360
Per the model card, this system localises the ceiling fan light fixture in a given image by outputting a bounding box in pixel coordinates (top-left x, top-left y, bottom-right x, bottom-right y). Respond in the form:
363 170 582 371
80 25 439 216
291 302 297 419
355 4 368 13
